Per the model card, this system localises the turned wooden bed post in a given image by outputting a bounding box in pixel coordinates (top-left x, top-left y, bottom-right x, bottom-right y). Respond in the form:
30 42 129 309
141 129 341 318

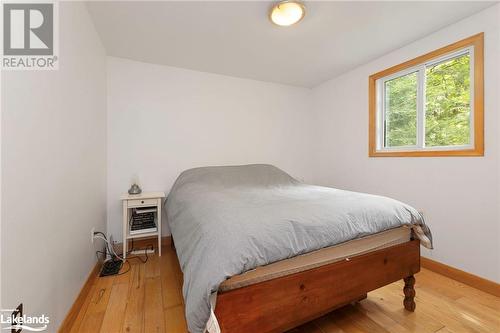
403 275 416 311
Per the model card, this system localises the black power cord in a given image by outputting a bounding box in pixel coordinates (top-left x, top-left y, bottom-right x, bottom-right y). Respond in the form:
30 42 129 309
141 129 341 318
94 233 155 276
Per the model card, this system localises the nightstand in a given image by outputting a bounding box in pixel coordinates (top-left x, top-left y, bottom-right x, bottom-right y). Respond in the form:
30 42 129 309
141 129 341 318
121 191 166 259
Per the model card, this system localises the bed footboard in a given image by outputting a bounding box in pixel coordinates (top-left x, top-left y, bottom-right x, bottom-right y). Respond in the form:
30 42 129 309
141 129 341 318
215 240 420 333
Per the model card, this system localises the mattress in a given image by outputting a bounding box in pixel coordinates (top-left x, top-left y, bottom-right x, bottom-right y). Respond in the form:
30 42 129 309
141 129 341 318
219 226 412 292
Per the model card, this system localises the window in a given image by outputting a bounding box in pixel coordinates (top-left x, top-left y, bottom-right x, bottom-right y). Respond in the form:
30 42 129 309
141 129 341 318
369 33 484 157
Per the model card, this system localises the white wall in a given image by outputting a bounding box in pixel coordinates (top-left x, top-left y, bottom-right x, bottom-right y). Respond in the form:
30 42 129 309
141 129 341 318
1 2 107 330
312 5 500 282
107 57 313 239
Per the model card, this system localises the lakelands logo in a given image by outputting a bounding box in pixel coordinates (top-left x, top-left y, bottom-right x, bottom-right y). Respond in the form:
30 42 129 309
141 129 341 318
0 306 49 332
1 1 58 70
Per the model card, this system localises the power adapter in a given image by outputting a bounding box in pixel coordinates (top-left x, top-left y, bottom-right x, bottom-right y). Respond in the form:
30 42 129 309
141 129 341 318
99 259 123 277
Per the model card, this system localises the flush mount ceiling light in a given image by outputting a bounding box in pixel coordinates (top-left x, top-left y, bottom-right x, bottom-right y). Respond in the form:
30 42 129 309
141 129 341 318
270 1 306 27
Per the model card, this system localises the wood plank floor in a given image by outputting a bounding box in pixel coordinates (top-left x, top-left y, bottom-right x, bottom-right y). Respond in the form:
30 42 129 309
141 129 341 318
68 244 500 333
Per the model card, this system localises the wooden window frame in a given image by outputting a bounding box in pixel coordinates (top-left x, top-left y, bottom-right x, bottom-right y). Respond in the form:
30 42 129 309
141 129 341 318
368 33 484 157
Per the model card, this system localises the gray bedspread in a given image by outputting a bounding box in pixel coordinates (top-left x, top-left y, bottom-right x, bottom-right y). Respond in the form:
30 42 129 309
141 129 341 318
166 164 432 333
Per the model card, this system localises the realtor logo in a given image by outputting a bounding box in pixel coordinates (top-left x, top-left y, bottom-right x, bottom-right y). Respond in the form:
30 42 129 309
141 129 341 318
2 2 58 70
3 3 53 55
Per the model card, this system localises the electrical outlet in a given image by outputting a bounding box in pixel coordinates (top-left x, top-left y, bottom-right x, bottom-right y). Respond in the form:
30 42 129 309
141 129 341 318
91 227 95 243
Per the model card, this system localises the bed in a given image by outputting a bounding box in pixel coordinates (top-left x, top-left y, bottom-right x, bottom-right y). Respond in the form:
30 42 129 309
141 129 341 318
166 164 432 333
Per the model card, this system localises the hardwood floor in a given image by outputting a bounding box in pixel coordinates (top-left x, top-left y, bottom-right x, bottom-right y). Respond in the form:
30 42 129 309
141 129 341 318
68 244 500 333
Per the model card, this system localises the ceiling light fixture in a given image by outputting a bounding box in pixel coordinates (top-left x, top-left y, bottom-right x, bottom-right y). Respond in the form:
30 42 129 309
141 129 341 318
270 1 306 27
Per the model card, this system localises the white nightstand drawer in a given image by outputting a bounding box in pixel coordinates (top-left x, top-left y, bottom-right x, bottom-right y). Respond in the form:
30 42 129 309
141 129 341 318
127 198 157 208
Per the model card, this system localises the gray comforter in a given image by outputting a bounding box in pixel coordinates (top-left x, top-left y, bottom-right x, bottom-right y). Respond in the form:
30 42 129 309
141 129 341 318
166 164 432 333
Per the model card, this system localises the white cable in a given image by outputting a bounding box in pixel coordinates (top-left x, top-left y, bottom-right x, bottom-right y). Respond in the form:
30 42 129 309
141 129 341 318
93 234 124 261
93 234 107 243
93 232 150 262
110 241 124 261
108 234 125 261
93 234 113 259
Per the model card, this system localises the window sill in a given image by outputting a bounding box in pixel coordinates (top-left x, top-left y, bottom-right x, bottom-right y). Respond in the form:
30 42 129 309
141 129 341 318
368 148 484 157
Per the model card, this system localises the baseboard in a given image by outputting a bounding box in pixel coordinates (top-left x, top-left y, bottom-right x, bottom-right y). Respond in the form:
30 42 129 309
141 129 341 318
58 262 100 332
421 257 500 297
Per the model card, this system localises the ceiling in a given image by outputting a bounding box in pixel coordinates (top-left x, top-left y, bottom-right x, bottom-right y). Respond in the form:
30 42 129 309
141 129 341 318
87 1 494 88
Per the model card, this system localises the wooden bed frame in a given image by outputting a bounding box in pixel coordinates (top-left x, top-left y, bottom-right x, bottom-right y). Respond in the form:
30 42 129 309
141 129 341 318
213 239 420 333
